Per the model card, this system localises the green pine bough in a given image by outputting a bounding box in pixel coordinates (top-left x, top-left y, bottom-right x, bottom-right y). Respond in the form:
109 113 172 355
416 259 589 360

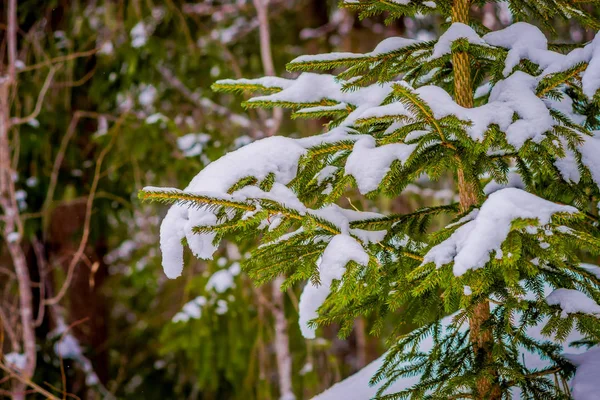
141 1 600 399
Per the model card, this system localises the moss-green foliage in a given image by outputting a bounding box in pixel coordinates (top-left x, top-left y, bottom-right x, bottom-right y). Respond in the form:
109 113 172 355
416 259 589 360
143 0 600 398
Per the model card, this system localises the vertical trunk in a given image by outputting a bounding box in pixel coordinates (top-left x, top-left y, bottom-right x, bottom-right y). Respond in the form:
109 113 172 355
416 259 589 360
272 277 295 400
1 2 38 398
47 203 110 386
451 1 500 399
252 3 294 397
354 318 368 369
253 0 283 136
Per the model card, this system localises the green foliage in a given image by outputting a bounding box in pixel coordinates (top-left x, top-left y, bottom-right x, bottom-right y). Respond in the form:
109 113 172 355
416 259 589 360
144 0 600 398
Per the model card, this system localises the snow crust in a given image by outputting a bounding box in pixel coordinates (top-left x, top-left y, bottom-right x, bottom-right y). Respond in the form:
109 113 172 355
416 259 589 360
579 132 600 187
155 136 306 278
298 234 369 339
248 73 391 108
215 76 293 91
565 346 600 400
483 171 525 195
431 23 485 59
483 23 555 76
290 36 418 64
430 22 600 98
423 188 577 276
345 136 415 193
580 263 600 279
546 288 600 318
358 71 554 148
581 34 600 98
554 132 600 190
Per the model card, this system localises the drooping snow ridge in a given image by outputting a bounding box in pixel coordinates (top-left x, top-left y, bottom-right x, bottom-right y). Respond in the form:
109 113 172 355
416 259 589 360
553 132 600 190
431 23 486 59
423 188 577 276
554 145 582 184
308 204 387 244
580 263 600 279
489 24 600 98
483 171 525 195
298 234 369 339
354 100 412 122
581 34 600 98
579 132 600 188
247 73 401 128
153 132 390 279
483 22 557 77
247 73 393 109
358 72 554 147
215 76 294 91
294 103 349 115
547 98 599 188
290 36 419 65
345 136 416 193
565 346 600 400
488 72 555 148
546 288 600 318
155 136 307 278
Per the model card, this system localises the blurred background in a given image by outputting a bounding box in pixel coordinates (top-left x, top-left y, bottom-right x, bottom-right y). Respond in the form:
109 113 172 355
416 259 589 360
0 1 597 399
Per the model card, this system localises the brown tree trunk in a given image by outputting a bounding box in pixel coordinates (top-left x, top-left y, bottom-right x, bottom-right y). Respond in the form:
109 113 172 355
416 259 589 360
47 202 110 388
0 2 38 398
272 277 295 400
451 1 501 399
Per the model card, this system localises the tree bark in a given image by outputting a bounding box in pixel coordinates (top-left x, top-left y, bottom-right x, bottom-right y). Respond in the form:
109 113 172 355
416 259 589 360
251 2 295 397
272 277 295 400
451 1 501 399
0 3 38 398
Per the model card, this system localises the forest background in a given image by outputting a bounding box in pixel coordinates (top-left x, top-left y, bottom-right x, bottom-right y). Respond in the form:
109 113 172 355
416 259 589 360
0 1 597 399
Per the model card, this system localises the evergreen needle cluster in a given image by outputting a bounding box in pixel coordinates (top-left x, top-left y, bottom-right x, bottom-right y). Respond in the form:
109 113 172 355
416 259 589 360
142 1 600 398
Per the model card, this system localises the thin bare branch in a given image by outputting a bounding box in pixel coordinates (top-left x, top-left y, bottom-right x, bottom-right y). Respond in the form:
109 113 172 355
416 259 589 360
182 3 246 16
156 64 258 133
271 277 295 400
252 0 283 136
10 67 57 126
45 113 126 305
7 0 17 83
31 237 47 327
42 111 117 228
0 303 19 352
0 362 61 400
18 45 103 74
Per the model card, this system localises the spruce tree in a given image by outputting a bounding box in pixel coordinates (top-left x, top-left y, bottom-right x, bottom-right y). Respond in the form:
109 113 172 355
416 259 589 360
142 1 600 398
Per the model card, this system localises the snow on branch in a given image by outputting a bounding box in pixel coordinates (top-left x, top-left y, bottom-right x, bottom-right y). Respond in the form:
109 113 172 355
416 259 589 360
298 234 369 339
422 188 578 276
546 289 600 318
288 36 419 70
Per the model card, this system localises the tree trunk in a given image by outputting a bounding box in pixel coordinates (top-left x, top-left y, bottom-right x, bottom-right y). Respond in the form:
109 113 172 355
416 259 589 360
1 2 38 397
272 277 295 400
451 1 501 399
